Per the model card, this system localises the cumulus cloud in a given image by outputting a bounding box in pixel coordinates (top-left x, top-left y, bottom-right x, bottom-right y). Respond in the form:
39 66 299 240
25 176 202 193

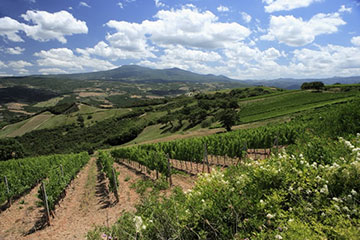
351 36 360 46
0 10 87 43
217 5 229 12
3 47 25 55
241 12 252 23
34 48 116 72
21 10 88 43
143 7 250 49
339 5 352 13
261 13 345 46
154 0 165 8
79 2 91 8
8 60 33 69
139 45 222 72
118 2 124 8
263 0 321 13
291 44 360 77
0 17 25 42
80 7 250 62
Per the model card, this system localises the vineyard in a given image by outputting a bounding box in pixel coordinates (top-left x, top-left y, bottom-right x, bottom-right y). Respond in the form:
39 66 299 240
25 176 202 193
86 99 360 239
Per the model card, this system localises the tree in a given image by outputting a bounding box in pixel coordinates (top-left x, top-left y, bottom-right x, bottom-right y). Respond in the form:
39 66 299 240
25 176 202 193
301 81 325 90
218 109 237 131
0 138 25 161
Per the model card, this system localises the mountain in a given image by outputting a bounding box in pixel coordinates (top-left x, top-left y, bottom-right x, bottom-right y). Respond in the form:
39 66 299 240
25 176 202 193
243 76 360 89
52 65 237 83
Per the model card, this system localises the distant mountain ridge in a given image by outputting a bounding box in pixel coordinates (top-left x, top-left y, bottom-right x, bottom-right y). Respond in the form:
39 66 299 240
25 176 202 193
243 76 360 89
52 65 236 83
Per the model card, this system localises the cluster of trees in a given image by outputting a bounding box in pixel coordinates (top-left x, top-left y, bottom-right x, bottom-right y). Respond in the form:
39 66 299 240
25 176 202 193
13 110 147 157
301 81 325 90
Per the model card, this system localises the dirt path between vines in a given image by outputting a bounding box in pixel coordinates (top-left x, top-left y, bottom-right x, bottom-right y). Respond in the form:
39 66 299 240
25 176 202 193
0 157 143 240
0 157 197 240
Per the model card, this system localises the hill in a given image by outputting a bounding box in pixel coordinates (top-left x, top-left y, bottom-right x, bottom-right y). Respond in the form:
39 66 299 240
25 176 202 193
243 76 360 89
1 84 359 157
53 65 236 83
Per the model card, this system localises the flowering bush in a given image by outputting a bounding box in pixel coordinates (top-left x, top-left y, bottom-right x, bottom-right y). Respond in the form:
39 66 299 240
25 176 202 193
88 135 360 239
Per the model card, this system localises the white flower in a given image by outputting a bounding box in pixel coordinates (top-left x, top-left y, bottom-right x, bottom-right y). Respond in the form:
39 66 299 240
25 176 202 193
134 216 143 233
334 204 340 211
320 185 328 195
351 189 357 195
275 234 283 239
332 197 339 202
266 213 275 219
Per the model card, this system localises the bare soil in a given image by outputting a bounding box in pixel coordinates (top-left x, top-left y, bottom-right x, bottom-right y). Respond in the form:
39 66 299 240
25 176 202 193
0 156 196 240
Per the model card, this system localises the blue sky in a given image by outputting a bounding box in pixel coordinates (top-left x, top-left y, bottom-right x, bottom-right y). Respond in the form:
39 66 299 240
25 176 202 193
0 0 359 79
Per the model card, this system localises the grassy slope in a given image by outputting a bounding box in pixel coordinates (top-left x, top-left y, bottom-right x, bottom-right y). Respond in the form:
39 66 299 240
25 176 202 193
0 105 131 138
124 89 359 146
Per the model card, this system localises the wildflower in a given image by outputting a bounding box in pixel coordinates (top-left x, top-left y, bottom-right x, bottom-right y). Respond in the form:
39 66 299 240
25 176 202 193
266 213 275 219
351 189 357 196
134 216 144 233
275 234 283 239
334 204 340 211
332 197 339 202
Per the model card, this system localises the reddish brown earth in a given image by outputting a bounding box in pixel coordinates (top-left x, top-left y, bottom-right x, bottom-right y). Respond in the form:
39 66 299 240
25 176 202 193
0 157 196 240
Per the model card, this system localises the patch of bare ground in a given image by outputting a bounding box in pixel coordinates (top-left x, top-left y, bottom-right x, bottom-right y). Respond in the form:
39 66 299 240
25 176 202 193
0 183 44 239
115 160 196 194
0 156 145 240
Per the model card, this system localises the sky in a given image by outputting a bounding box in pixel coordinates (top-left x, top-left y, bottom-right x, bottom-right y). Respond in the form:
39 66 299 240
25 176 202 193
0 0 359 80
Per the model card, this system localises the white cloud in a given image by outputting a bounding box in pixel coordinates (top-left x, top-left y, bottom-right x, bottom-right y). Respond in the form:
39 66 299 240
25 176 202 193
351 36 360 46
291 44 360 77
0 60 6 68
217 5 229 12
0 17 25 42
34 48 116 72
139 45 222 72
4 47 25 55
118 2 124 8
81 7 250 62
241 12 252 23
21 10 88 43
8 60 32 69
79 2 91 8
261 13 345 47
142 7 250 49
154 0 165 8
77 40 155 60
263 0 321 13
38 68 68 74
339 5 352 13
0 11 87 43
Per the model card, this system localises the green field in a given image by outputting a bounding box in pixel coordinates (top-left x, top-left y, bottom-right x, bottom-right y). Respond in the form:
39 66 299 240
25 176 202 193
0 105 131 138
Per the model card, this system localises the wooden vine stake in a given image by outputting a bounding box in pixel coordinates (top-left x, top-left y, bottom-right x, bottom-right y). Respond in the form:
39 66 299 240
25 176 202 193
4 176 11 207
41 182 51 226
112 167 119 203
204 143 210 173
166 154 172 186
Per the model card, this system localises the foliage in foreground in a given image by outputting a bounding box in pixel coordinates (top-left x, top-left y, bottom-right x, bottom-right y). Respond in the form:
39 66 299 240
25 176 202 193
88 134 360 239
